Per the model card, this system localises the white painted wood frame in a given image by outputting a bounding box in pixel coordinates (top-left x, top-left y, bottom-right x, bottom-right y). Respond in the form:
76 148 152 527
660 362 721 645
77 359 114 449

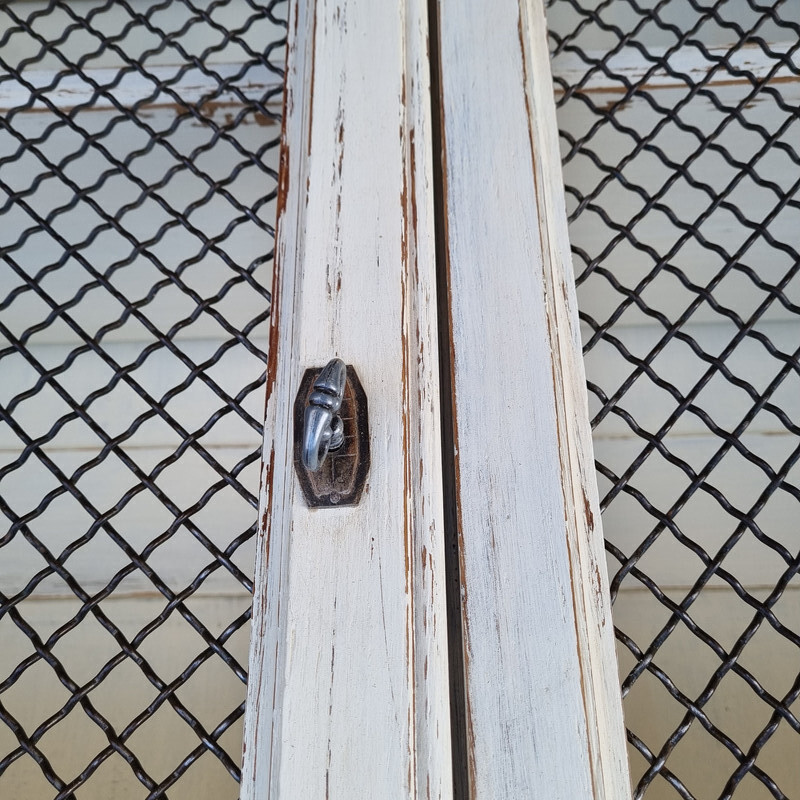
242 0 631 797
434 0 630 797
240 0 453 798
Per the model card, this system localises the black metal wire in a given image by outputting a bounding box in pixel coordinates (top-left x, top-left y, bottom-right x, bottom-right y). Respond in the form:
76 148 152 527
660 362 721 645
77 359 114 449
547 0 800 797
0 1 286 797
3 1 798 798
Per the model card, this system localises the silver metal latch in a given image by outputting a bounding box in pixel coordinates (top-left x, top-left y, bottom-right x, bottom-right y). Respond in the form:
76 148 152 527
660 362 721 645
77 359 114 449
301 358 347 472
294 359 369 507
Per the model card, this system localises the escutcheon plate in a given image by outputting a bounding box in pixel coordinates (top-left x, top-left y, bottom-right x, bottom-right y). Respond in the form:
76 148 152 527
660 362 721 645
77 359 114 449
293 364 369 507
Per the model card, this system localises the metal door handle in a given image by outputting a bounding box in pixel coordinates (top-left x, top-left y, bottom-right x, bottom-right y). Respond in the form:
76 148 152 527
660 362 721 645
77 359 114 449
294 360 369 507
302 358 346 471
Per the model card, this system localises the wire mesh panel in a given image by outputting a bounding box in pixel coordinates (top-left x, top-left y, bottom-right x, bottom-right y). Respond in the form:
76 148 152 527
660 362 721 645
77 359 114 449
0 2 285 797
547 1 800 798
4 0 799 798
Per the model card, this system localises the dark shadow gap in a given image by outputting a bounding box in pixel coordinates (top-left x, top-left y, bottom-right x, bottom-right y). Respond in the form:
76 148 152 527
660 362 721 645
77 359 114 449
425 1 469 797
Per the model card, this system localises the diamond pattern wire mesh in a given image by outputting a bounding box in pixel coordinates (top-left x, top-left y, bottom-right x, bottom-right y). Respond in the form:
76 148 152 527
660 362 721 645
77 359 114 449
3 0 799 798
547 1 800 798
0 1 286 797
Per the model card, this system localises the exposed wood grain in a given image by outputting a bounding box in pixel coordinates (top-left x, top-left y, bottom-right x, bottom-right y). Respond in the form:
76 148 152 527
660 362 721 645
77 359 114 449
435 0 630 796
241 0 452 797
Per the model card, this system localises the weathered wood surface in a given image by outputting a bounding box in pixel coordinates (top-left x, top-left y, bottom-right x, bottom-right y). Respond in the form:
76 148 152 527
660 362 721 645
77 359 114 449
241 0 452 797
435 0 630 796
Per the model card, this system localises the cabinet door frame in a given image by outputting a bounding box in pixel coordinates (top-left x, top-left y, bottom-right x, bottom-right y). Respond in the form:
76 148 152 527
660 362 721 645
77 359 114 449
240 0 452 796
241 1 630 797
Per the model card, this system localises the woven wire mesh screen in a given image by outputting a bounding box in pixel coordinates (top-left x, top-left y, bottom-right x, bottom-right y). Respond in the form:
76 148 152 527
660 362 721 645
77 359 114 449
0 1 286 797
547 1 800 798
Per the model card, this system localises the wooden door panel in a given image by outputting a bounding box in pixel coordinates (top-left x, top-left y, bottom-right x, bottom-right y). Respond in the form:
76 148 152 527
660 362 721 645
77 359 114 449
241 1 453 797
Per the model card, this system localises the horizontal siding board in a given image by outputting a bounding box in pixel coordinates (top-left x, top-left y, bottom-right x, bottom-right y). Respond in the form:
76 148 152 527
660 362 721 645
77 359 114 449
551 42 799 93
0 63 283 111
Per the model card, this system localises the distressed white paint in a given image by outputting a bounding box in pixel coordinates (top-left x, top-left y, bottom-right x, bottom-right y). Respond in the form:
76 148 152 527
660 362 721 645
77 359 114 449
241 0 452 798
436 0 630 796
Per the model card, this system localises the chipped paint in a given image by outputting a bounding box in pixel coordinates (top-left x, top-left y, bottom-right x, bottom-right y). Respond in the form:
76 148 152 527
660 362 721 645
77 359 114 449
242 0 452 798
435 0 630 796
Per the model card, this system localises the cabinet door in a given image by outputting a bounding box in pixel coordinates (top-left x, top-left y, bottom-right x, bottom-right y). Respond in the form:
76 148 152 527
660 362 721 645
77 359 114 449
240 0 452 796
241 1 630 798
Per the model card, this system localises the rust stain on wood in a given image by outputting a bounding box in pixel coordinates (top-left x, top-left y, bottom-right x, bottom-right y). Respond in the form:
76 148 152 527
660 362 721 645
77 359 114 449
400 76 410 271
265 143 287 410
400 251 412 598
260 443 275 606
306 0 318 157
582 486 595 530
265 15 296 410
399 64 412 608
409 127 419 250
594 96 631 113
400 73 423 794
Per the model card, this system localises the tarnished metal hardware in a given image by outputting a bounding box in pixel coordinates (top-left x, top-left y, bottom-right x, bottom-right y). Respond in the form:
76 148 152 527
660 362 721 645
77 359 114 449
301 358 347 471
294 362 369 507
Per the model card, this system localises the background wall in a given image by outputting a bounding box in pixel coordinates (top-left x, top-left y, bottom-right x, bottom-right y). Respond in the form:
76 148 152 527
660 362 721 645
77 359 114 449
547 0 800 796
0 2 285 797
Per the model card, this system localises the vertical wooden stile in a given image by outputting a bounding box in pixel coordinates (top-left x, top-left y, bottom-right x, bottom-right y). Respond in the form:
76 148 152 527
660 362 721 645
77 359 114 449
240 0 453 797
433 0 631 797
243 0 632 796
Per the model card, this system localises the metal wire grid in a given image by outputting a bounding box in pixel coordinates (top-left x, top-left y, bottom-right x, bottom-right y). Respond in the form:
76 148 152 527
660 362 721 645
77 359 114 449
0 1 286 797
547 0 800 797
3 0 799 797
